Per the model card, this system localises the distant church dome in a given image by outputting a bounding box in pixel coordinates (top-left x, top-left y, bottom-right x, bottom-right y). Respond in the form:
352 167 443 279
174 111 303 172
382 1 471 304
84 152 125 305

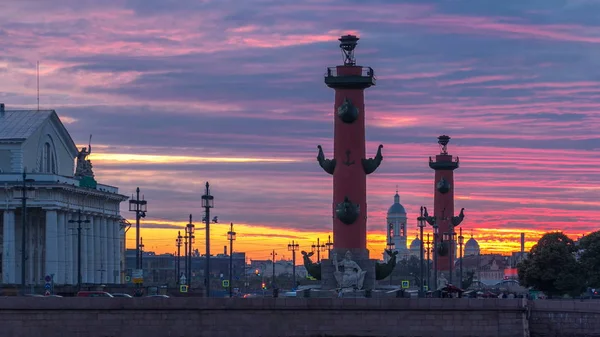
464 234 480 256
410 236 422 250
387 190 406 215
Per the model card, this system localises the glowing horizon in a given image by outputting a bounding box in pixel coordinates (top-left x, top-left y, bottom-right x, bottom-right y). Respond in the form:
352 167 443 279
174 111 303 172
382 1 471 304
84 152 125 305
1 0 599 261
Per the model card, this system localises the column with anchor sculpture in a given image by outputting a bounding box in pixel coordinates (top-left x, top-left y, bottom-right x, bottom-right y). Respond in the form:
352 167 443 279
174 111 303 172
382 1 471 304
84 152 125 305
313 35 385 292
425 135 466 287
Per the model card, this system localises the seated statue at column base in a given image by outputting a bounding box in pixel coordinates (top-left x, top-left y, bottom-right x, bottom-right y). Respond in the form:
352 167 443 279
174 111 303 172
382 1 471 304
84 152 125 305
332 251 367 290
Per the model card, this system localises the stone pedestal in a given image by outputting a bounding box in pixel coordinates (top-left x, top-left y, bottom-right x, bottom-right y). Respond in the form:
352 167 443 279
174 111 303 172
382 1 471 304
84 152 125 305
321 248 376 291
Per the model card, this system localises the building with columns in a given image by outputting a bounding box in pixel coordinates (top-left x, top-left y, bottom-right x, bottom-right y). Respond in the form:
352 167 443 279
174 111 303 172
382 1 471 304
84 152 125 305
0 104 128 285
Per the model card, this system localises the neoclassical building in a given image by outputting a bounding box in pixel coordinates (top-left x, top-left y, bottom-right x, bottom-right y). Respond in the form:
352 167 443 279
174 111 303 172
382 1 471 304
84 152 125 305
0 104 128 285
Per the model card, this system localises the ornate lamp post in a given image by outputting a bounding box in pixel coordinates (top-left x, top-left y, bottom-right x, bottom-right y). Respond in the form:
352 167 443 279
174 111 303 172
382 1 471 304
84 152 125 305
442 232 451 284
417 207 427 297
386 225 395 285
452 231 457 284
325 235 334 259
184 230 188 285
270 249 278 295
425 233 431 293
227 222 236 297
128 187 147 271
139 237 145 271
287 241 299 290
311 238 326 263
458 227 464 289
185 214 195 287
201 182 215 298
423 207 438 292
176 231 182 283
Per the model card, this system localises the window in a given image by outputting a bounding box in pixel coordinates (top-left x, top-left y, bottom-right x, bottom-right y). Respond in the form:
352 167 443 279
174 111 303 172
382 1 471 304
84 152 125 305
40 142 56 173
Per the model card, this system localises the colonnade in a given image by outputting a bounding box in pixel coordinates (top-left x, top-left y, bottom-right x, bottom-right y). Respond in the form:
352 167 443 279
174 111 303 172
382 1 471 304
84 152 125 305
1 208 124 285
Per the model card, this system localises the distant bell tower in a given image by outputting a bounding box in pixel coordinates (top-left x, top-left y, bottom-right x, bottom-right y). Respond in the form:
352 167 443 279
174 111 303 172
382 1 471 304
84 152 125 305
428 135 465 280
386 189 407 258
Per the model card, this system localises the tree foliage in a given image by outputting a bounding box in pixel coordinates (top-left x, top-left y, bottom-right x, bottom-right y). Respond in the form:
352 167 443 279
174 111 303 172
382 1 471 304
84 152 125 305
518 232 585 297
577 230 600 289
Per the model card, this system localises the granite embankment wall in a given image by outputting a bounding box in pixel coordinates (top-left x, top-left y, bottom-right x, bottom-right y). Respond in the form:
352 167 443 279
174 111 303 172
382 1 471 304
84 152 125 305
0 298 597 337
529 300 600 337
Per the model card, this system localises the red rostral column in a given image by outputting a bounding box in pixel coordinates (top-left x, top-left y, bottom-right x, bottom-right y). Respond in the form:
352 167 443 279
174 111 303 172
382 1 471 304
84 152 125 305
317 35 383 251
424 135 465 285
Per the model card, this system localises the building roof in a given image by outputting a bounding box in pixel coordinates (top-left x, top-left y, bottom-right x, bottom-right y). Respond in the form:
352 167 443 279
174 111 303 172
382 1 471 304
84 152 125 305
465 236 480 250
0 109 78 156
387 191 407 215
410 236 421 250
0 109 54 140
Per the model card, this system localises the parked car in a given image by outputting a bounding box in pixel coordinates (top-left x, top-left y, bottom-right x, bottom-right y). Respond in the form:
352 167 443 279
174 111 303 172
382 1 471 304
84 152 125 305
76 291 113 298
111 293 133 298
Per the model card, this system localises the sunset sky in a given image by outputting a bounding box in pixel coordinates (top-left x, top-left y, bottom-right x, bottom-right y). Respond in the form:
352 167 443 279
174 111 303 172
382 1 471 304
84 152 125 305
2 0 599 260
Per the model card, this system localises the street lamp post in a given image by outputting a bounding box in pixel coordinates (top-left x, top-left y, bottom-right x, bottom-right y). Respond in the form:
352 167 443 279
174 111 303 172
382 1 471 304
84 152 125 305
325 235 334 259
458 227 464 289
386 239 396 285
417 206 426 297
425 233 431 293
16 170 35 288
271 249 277 294
201 182 215 298
176 231 182 283
311 238 325 263
387 221 395 285
287 241 299 290
423 207 438 293
443 232 451 284
128 187 147 271
185 214 195 287
184 232 188 285
227 222 236 298
139 237 145 271
68 209 90 290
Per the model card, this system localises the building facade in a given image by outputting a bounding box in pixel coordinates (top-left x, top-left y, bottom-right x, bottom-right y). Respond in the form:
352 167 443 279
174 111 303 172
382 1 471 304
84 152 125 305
0 105 128 285
384 190 409 260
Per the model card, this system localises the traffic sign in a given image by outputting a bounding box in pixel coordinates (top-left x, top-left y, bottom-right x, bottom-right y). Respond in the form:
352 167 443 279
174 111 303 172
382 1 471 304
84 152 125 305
179 285 188 293
222 280 230 288
179 274 187 285
132 269 143 284
423 285 429 291
44 290 51 296
401 280 410 289
125 276 131 282
44 274 53 295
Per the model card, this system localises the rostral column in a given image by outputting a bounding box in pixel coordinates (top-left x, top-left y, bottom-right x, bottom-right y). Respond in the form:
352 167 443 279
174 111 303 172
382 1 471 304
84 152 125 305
317 35 383 254
424 135 465 286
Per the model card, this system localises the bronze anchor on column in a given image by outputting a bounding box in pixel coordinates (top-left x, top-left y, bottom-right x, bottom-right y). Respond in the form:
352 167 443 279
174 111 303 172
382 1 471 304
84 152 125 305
362 144 383 174
342 150 355 166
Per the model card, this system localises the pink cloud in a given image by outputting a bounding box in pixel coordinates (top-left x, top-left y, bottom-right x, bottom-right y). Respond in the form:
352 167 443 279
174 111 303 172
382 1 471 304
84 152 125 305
437 75 520 86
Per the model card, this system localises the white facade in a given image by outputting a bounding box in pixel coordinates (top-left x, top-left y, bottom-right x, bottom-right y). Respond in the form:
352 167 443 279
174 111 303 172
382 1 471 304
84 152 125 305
0 106 128 285
383 190 409 261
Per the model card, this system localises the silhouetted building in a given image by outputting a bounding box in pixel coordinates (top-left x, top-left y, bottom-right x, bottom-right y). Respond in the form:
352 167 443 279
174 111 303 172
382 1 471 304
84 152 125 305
125 249 246 286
